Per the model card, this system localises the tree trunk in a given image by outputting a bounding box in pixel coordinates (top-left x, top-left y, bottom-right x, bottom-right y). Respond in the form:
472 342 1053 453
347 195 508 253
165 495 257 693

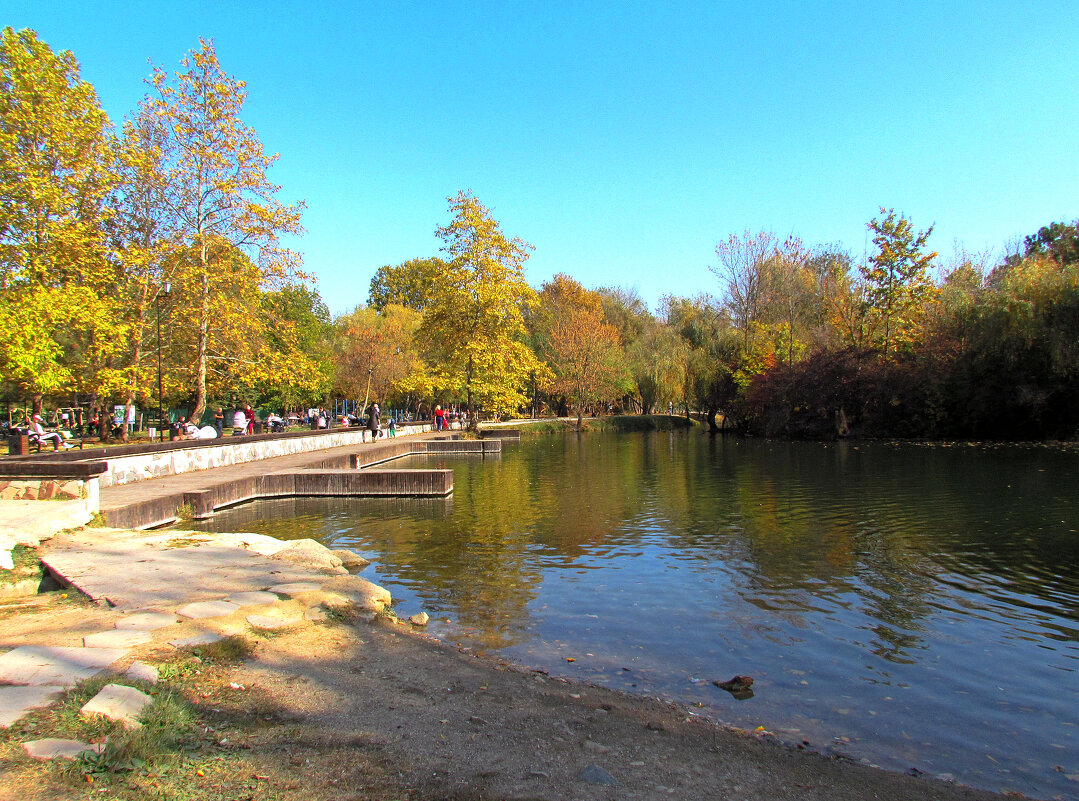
191 261 210 423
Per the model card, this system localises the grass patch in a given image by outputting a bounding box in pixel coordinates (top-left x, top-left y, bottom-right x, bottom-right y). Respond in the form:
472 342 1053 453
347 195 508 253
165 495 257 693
594 414 695 432
164 534 206 549
512 420 577 436
508 415 696 436
189 635 255 664
323 602 365 625
0 544 43 587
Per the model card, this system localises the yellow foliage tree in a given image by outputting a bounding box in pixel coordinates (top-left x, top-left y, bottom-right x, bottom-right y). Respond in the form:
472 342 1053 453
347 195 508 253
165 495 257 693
0 28 122 410
419 191 545 425
145 38 307 421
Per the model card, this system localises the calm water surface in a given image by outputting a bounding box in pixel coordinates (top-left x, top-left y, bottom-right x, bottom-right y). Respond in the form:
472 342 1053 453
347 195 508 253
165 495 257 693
190 433 1079 797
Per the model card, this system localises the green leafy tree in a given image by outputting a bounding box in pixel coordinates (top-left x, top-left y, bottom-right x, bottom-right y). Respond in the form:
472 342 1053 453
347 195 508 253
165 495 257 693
368 257 447 312
1022 220 1079 268
419 191 544 425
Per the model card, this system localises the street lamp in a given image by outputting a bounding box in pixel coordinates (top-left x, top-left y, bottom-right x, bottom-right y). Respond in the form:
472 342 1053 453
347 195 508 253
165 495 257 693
156 281 171 440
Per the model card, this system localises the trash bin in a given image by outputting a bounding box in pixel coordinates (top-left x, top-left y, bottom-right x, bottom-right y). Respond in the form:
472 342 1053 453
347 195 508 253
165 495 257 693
8 433 29 455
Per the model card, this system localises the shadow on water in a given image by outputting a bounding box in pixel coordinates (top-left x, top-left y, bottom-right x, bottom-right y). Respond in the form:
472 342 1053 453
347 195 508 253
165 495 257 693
187 433 1079 798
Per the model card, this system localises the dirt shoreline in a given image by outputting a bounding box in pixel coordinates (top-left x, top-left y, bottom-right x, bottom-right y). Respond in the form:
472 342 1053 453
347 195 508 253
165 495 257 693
223 613 1010 801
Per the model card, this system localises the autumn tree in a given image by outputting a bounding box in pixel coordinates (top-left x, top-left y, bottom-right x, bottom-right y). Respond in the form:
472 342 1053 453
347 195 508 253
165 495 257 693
419 191 544 425
595 286 655 411
0 27 120 411
539 276 626 426
860 208 937 358
107 102 178 437
368 257 447 312
146 39 306 422
333 303 424 415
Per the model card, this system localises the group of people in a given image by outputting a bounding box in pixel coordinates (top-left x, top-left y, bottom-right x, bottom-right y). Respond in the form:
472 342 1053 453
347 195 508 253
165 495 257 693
432 405 466 431
338 403 396 439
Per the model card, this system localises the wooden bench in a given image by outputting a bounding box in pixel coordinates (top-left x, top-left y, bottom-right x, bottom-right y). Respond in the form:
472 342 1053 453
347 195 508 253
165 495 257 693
8 430 85 454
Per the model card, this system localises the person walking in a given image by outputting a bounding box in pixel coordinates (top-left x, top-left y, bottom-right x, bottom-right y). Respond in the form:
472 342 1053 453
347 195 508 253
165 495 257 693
213 407 224 437
367 401 380 442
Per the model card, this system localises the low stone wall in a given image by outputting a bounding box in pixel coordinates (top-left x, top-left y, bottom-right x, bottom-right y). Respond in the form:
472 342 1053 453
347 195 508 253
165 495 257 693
0 476 93 502
480 429 522 439
98 423 431 488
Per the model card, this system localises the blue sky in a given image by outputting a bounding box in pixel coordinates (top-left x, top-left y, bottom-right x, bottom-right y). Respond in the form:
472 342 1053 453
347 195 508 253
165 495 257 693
9 1 1079 316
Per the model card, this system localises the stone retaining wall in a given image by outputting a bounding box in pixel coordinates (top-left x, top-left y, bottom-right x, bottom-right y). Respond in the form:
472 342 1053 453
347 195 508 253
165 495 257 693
99 423 431 488
0 476 100 510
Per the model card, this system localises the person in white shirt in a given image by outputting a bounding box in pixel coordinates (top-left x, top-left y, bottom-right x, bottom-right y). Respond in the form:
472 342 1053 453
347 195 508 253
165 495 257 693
30 415 64 450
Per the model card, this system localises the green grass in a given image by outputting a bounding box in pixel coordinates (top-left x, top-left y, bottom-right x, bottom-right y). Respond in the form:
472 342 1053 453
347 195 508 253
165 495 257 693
506 415 697 436
0 544 43 587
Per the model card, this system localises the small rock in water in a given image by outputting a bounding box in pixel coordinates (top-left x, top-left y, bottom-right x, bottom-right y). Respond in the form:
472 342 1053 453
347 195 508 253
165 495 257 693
408 611 430 627
578 762 617 785
713 675 755 699
713 675 754 692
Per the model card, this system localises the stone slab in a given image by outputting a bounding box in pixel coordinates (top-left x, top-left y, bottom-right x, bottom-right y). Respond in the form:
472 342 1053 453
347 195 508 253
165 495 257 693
0 685 64 727
81 683 153 728
267 582 322 596
0 645 128 687
83 629 153 648
177 599 241 619
23 738 99 760
114 611 178 630
124 661 159 683
226 590 280 606
246 614 301 630
168 631 223 648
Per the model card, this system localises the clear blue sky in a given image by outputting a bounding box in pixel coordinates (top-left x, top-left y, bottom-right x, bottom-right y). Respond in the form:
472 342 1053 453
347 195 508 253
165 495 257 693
10 1 1079 316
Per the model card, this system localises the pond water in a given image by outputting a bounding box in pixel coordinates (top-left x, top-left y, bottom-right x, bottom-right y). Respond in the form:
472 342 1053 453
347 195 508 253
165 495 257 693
184 432 1079 797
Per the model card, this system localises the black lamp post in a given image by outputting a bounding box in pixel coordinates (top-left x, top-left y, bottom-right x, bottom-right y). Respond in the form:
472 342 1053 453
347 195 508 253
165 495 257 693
156 281 171 439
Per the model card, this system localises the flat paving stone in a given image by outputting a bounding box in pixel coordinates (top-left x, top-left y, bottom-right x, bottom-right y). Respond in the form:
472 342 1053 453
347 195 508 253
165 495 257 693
267 582 322 596
124 661 159 683
115 611 178 630
246 614 301 630
0 685 64 727
177 600 241 619
23 738 99 760
226 590 280 606
83 629 153 648
0 646 128 687
81 683 153 728
169 631 223 648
